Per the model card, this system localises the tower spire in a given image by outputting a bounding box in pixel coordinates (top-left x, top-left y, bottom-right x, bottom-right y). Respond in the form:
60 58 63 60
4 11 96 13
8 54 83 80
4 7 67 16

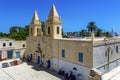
29 10 42 37
46 4 62 39
31 10 41 25
48 4 59 19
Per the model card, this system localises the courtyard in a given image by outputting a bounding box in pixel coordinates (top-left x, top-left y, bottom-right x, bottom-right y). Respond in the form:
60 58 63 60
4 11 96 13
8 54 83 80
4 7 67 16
0 60 63 80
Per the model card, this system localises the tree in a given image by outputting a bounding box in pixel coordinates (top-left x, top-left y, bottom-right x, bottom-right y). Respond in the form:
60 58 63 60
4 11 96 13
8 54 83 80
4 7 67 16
96 28 103 37
104 32 111 37
115 32 119 36
80 29 89 37
9 26 21 34
0 32 8 37
8 25 29 40
87 22 97 32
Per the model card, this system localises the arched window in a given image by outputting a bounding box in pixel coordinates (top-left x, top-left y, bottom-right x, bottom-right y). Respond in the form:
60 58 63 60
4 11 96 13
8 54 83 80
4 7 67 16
57 27 59 34
23 44 25 47
48 27 50 34
37 28 40 36
9 42 12 46
3 43 6 47
37 28 39 32
31 28 33 34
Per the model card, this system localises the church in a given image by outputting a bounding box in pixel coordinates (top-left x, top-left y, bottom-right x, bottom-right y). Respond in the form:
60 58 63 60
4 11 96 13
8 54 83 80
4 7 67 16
26 4 120 80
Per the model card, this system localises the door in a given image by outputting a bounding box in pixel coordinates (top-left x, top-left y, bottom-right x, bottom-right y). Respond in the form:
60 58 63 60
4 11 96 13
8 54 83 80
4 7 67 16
37 56 40 64
30 54 32 61
16 52 21 58
47 59 51 69
7 50 13 59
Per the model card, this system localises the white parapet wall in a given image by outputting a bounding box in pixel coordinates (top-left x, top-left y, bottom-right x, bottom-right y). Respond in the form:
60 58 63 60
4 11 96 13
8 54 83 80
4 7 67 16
102 65 120 80
53 58 90 80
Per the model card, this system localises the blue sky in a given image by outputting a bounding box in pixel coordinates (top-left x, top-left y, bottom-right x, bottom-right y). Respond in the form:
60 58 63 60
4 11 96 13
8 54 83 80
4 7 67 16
0 0 120 33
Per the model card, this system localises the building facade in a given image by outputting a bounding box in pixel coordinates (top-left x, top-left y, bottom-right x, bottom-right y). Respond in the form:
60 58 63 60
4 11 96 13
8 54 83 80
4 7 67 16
0 38 26 61
26 4 120 80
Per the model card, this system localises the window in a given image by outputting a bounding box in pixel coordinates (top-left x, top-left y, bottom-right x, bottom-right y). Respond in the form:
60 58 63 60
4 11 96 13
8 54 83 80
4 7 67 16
57 27 59 34
79 52 83 62
48 27 50 34
3 43 6 47
61 49 65 58
38 44 40 46
37 28 40 36
9 42 12 46
37 28 39 32
23 44 25 47
116 46 118 53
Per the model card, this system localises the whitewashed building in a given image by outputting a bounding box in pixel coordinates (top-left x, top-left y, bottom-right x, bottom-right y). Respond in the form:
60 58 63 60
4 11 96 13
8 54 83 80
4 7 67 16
0 38 26 61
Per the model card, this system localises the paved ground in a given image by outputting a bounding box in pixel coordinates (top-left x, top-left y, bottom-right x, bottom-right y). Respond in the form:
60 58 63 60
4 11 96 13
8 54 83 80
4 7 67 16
0 60 64 80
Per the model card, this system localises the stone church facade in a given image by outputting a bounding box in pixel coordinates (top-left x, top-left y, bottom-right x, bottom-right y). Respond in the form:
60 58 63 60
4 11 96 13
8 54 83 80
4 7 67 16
26 4 120 80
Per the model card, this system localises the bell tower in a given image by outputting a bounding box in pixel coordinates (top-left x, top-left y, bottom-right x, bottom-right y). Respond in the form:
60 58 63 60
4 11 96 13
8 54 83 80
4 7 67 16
29 10 43 37
46 4 62 39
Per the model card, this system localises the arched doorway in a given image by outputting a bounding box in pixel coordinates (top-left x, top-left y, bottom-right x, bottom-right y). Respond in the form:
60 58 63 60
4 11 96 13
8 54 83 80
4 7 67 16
30 54 32 61
47 59 51 69
37 56 40 64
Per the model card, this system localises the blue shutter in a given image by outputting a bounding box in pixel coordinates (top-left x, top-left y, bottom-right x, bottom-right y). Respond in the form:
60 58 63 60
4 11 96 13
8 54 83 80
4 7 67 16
62 49 65 58
16 52 21 58
79 52 83 62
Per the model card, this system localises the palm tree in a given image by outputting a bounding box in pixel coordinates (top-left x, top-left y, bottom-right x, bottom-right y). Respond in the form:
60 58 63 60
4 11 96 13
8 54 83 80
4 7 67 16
96 28 103 37
87 22 97 32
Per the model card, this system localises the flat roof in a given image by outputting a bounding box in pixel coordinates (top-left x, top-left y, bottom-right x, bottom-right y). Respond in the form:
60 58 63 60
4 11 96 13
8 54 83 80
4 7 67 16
55 37 120 45
0 38 14 41
57 37 105 41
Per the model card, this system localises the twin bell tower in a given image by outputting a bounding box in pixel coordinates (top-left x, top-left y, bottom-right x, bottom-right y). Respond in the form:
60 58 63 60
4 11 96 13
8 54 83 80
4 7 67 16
29 4 62 39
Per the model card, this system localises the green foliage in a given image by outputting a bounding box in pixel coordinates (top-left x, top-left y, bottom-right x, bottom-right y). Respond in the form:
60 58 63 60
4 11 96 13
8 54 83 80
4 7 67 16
8 25 29 40
86 21 113 37
96 28 103 37
0 32 9 37
79 29 89 37
9 26 21 33
63 35 70 38
61 21 116 38
1 21 119 40
87 21 97 32
103 32 112 37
